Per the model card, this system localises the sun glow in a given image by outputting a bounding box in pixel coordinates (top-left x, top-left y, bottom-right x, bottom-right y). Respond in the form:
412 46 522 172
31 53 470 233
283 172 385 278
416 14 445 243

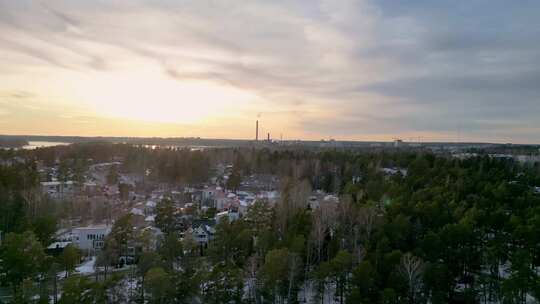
76 69 259 124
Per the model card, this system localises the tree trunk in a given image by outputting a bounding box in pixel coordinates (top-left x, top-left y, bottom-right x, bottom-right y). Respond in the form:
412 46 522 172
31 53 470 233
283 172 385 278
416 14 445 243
53 275 58 304
141 275 145 303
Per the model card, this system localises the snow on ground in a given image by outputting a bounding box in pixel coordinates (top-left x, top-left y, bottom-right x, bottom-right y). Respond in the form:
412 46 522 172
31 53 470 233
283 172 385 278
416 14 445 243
298 281 337 303
498 262 512 279
57 271 67 279
76 256 96 274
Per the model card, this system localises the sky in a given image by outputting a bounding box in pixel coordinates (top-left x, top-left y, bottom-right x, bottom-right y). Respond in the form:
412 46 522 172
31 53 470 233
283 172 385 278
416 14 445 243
0 0 539 143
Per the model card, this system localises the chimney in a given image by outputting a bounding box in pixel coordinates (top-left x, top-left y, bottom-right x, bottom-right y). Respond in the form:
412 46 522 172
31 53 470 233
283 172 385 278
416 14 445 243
256 120 259 141
267 133 270 142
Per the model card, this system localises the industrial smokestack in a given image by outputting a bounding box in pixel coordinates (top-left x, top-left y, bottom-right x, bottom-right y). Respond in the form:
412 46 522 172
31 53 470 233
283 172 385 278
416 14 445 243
256 120 259 141
267 132 270 142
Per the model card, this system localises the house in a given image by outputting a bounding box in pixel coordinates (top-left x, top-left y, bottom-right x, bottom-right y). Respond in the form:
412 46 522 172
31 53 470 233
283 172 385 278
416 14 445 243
188 220 217 255
145 200 157 214
381 167 408 177
238 200 252 215
202 187 217 203
202 186 225 207
130 207 145 217
189 219 216 246
214 191 228 210
40 181 76 198
46 241 72 256
307 191 339 209
323 194 339 204
216 210 239 223
189 225 216 250
72 225 111 252
260 191 280 205
236 191 256 203
83 182 99 196
41 181 62 194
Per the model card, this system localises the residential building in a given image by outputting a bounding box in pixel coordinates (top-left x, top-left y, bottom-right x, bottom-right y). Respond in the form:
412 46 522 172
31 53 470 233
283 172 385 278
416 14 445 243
72 225 111 252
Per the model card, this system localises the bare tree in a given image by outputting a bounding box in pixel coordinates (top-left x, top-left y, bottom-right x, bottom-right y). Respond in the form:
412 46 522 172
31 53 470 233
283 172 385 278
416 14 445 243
310 199 337 263
21 188 43 219
287 253 302 302
353 245 366 265
357 205 378 245
310 208 326 264
289 179 312 210
245 255 259 302
337 195 357 251
399 253 425 304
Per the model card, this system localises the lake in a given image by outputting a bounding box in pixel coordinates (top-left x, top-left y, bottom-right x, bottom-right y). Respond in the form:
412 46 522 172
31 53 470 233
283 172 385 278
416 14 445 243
22 141 70 150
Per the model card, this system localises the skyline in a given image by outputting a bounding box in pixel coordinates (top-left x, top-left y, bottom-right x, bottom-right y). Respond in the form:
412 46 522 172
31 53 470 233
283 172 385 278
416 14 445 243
1 1 540 143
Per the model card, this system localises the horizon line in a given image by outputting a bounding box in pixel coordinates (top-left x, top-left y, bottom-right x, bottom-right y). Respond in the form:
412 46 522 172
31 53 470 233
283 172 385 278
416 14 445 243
1 134 538 146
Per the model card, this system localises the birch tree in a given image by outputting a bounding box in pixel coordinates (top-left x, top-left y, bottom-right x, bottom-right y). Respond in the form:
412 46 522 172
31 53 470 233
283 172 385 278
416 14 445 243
399 253 424 304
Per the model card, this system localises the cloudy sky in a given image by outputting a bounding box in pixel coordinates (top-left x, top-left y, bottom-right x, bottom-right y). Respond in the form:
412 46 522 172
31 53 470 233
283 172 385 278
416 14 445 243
0 0 539 143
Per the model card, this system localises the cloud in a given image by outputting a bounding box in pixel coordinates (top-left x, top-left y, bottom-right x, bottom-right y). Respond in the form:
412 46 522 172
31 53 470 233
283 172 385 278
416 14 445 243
0 0 538 142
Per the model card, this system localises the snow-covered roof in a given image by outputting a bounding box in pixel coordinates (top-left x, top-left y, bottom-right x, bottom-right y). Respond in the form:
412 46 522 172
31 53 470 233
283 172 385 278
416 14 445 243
239 200 250 207
47 241 72 249
324 195 339 202
130 208 144 216
216 211 228 217
73 225 111 232
381 167 408 176
205 225 216 234
267 191 279 198
142 226 163 235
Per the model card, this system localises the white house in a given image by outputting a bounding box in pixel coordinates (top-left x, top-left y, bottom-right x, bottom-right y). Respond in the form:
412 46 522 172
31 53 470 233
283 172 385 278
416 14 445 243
72 225 111 252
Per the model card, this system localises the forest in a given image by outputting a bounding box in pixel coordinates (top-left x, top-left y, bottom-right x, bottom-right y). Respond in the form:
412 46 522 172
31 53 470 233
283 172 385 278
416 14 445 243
1 144 540 303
